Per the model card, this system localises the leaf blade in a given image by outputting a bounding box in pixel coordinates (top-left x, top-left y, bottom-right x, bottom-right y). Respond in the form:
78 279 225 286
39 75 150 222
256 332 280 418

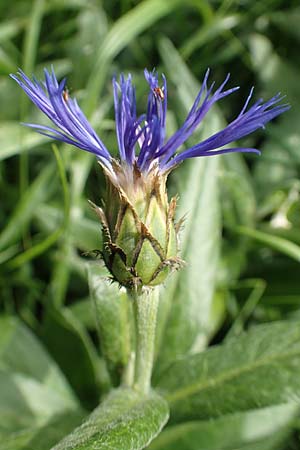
0 316 83 448
51 388 169 450
148 403 298 450
155 38 221 365
156 320 300 423
87 264 132 383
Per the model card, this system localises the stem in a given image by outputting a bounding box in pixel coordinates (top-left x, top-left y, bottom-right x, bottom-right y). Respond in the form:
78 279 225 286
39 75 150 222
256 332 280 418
122 351 135 387
130 288 159 393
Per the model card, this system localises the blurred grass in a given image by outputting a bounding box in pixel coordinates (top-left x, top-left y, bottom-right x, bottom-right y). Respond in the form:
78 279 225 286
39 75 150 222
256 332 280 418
0 0 300 446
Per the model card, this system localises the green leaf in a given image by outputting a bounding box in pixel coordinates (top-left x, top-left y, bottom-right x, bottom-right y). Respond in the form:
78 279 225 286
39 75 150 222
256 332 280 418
181 14 240 58
84 0 182 115
148 403 298 450
253 114 300 197
87 263 132 383
22 0 44 77
0 411 86 450
249 33 300 104
40 307 109 409
6 227 63 269
0 18 24 42
249 34 300 198
51 388 169 450
0 122 48 161
0 316 84 449
68 298 95 330
270 7 300 42
217 153 257 284
0 316 77 409
155 38 221 365
159 157 220 355
233 225 300 262
35 204 102 251
220 153 256 229
155 320 300 423
0 47 16 74
0 165 54 251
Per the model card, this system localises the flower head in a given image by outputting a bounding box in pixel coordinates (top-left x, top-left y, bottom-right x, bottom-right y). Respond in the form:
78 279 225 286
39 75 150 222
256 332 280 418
11 67 289 175
11 67 289 289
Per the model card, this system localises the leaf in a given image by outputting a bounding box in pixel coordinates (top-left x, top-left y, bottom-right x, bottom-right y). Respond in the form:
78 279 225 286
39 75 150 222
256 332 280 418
159 157 220 356
249 33 300 104
220 153 256 229
34 202 102 251
270 7 300 42
155 320 300 423
0 122 48 160
68 298 95 330
155 38 221 365
0 18 24 42
0 47 17 73
22 0 45 84
181 14 240 58
87 263 132 383
7 227 63 269
0 316 77 409
84 0 182 115
249 34 300 197
51 388 169 450
0 316 84 449
233 225 300 263
0 411 86 450
40 307 109 409
0 165 54 250
148 403 298 450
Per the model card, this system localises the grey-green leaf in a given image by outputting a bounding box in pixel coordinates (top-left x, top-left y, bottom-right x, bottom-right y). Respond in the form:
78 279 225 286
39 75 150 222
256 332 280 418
156 320 300 423
40 307 107 408
148 403 298 450
87 263 132 382
0 316 77 410
0 316 84 449
0 410 86 450
155 38 221 365
51 388 169 450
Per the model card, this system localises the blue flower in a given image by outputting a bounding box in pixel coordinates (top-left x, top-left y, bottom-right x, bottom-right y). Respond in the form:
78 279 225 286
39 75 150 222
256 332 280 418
11 67 289 174
11 67 290 289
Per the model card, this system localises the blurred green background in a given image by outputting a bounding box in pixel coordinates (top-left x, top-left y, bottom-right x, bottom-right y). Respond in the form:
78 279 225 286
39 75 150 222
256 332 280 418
1 0 300 448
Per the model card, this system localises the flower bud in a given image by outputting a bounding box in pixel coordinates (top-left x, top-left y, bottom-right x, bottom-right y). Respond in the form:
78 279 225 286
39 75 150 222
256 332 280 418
91 161 183 290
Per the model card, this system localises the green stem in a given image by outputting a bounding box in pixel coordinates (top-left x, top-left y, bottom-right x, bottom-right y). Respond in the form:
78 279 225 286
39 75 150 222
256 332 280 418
122 351 135 387
130 288 159 393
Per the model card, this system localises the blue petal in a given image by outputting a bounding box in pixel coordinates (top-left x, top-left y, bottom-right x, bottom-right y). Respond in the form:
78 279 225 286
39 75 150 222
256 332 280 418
10 68 111 165
113 74 138 164
163 84 289 170
158 71 240 166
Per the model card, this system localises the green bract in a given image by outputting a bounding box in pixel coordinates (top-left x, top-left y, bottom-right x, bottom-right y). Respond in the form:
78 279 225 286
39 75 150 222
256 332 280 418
91 161 183 289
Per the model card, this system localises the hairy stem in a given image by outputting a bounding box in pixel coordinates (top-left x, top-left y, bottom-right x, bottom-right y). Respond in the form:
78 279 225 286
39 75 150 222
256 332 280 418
130 288 159 393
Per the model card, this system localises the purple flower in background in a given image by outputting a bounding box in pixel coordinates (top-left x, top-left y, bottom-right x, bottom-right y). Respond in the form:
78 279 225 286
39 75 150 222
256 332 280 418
11 67 289 175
